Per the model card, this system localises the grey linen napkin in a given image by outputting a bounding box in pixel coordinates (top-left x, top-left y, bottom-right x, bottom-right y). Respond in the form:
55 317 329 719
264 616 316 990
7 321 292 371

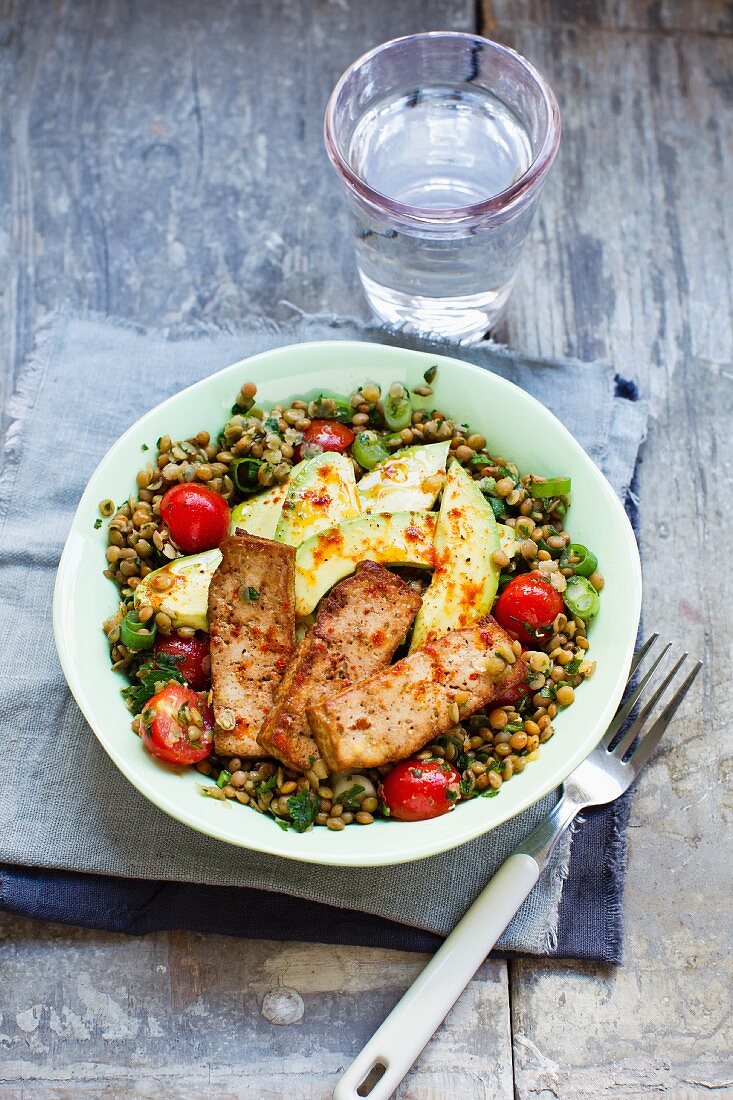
0 313 646 953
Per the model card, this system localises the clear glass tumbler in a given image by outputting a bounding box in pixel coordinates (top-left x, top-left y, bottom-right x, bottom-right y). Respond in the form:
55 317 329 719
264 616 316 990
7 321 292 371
324 32 561 342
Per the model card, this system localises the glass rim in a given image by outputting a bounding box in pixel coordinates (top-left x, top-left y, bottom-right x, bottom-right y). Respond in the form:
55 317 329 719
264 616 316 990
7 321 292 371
324 31 561 225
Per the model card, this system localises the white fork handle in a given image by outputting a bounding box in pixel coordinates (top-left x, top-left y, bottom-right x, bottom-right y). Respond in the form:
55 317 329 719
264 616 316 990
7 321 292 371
332 852 540 1100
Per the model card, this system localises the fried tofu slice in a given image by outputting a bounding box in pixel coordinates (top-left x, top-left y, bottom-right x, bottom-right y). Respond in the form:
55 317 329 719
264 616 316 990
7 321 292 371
258 560 422 771
308 616 528 772
208 534 296 757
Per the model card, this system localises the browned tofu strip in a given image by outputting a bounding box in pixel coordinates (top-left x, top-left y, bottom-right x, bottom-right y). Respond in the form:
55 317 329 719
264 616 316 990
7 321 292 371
258 560 422 771
308 616 529 771
208 534 296 757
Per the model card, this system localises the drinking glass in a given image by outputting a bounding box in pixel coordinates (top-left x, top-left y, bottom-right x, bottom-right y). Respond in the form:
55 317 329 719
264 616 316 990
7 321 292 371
324 32 561 342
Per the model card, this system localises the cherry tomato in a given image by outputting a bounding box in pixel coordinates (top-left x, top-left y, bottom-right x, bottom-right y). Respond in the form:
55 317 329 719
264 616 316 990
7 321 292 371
381 758 461 822
293 419 355 462
160 483 230 554
154 632 211 691
493 572 565 647
140 682 214 765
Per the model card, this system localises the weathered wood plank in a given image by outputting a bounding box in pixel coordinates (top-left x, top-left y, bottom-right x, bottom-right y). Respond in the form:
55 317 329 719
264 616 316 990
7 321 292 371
0 0 474 414
481 1 733 1096
0 2 512 1097
0 919 513 1098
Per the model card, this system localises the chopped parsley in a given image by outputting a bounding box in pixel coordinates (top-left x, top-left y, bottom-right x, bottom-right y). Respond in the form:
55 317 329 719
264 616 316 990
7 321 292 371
445 788 459 803
256 773 278 795
565 657 583 675
93 518 103 530
141 443 149 452
423 365 437 384
276 819 290 831
121 653 186 712
287 789 319 833
481 789 500 798
241 586 260 602
338 784 366 809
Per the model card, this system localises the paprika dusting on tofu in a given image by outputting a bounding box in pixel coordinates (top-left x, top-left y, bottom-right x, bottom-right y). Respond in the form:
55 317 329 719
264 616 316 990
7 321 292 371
104 374 600 831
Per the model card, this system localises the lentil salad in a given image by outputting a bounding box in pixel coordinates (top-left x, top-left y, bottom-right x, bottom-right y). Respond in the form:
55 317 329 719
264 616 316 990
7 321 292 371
101 371 603 833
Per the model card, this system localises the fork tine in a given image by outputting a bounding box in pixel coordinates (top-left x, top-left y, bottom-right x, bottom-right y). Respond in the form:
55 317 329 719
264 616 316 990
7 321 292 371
602 641 672 747
611 653 688 758
629 633 660 677
627 660 703 773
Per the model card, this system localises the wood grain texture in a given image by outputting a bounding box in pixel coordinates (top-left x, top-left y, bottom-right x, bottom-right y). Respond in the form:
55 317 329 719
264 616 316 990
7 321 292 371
481 0 733 1096
0 919 513 1098
1 0 732 1095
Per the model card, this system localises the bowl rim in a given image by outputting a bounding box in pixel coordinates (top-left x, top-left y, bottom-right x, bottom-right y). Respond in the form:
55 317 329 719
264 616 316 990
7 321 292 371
53 339 642 866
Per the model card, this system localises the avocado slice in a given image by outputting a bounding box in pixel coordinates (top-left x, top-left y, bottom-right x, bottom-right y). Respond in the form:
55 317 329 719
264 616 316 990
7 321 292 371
357 441 450 514
275 451 361 547
229 460 306 539
294 511 437 617
498 523 518 558
409 461 502 653
134 547 221 632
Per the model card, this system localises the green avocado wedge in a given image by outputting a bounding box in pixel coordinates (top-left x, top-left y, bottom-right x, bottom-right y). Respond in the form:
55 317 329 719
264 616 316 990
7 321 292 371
409 461 502 653
229 459 306 539
275 451 361 547
357 441 450 514
294 511 437 617
134 547 221 632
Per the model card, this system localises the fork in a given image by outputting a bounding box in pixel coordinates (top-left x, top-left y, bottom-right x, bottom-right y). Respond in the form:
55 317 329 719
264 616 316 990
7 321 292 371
332 636 702 1100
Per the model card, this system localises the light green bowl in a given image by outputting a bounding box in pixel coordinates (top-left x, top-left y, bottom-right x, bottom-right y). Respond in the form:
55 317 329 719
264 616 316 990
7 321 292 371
53 341 641 866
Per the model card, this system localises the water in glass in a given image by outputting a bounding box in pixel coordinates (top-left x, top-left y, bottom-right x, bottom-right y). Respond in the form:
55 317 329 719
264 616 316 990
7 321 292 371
347 83 535 339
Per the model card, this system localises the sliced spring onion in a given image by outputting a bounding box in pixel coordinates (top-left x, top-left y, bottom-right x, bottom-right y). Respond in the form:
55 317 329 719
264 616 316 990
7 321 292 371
120 610 156 650
216 769 232 789
383 383 413 431
561 543 598 577
563 576 601 622
352 430 389 470
310 394 353 423
529 475 572 499
230 457 263 493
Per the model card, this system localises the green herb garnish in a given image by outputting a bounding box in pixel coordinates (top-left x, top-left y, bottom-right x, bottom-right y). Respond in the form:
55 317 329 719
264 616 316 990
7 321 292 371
339 784 366 809
287 789 320 833
256 773 278 794
94 518 103 530
217 770 232 789
121 653 186 712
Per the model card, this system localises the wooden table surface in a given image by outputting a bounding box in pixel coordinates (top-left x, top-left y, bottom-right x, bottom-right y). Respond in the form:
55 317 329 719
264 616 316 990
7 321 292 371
1 1 731 1096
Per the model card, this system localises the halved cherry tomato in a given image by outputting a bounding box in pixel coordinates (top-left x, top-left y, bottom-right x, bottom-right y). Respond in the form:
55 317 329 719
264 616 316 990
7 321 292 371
140 682 214 765
293 419 355 462
154 633 211 691
493 572 564 647
380 758 461 822
160 483 230 554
